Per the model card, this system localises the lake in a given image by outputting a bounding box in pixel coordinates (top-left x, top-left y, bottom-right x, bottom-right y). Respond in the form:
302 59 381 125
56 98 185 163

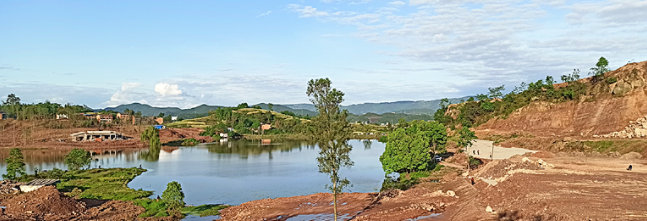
0 139 386 206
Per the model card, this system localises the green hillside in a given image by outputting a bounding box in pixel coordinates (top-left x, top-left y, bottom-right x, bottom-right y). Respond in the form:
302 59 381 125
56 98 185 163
348 112 434 124
104 103 223 119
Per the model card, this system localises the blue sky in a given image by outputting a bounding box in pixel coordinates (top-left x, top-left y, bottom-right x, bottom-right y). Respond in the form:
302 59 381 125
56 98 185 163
1 0 646 109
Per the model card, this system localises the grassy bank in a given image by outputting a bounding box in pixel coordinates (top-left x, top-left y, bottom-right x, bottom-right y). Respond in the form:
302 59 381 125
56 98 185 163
18 168 227 218
243 134 309 140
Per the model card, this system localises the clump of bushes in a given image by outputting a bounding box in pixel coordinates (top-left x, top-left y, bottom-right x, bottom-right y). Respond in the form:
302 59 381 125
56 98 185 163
606 77 618 84
181 138 200 146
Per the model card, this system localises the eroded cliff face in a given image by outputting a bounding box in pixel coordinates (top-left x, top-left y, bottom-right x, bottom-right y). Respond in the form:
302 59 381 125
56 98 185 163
477 61 647 138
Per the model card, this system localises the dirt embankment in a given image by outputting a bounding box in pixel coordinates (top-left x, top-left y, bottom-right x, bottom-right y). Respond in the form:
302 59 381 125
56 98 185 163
158 128 212 144
0 186 174 221
0 120 148 149
220 149 647 221
477 61 647 139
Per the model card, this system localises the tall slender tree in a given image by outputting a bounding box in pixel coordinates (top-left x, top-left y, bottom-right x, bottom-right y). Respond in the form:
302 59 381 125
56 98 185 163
306 78 352 221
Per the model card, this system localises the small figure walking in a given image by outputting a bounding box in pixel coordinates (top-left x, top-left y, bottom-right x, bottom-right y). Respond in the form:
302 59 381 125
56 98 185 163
139 164 143 169
478 150 480 155
473 150 476 155
471 177 475 185
627 165 633 171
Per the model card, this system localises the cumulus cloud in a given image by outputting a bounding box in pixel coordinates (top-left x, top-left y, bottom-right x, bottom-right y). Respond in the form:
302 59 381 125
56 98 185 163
154 83 182 96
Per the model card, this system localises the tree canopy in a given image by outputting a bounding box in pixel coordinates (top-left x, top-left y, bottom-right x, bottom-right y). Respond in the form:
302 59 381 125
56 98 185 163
162 181 185 214
64 149 92 170
3 148 26 180
590 57 611 76
380 120 447 174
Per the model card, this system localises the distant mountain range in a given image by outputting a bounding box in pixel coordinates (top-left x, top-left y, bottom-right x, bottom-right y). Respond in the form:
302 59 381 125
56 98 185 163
284 96 472 115
102 96 472 120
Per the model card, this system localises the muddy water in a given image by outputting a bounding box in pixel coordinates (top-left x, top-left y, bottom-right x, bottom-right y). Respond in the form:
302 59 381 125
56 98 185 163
0 140 386 206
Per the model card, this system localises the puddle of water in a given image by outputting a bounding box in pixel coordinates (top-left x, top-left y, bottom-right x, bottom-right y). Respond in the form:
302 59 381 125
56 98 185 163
286 214 351 221
182 215 221 220
405 213 442 221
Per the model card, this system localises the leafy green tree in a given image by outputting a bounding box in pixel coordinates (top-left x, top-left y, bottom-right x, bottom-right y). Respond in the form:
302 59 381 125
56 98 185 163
162 181 185 215
457 127 477 169
158 112 165 118
488 85 505 99
64 148 92 170
141 127 159 144
268 103 274 111
3 148 26 180
397 118 408 129
306 78 352 221
236 103 249 109
380 120 447 174
380 128 430 174
589 57 610 77
281 110 296 117
251 105 262 109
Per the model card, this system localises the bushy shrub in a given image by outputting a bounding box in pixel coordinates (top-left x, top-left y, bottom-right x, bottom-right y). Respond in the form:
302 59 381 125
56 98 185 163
606 77 618 84
181 138 200 146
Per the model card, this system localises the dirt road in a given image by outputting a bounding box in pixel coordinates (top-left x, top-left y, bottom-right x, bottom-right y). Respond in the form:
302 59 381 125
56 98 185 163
467 139 536 160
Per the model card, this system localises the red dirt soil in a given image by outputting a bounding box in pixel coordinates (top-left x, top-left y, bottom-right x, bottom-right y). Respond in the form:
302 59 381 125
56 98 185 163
0 186 175 221
158 128 212 144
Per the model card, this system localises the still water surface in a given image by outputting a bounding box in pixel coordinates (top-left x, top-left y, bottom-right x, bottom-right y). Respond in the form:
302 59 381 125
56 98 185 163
0 140 385 206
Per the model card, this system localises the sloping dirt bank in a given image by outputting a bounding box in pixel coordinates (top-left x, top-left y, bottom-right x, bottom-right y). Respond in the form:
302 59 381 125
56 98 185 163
0 186 173 221
221 150 647 221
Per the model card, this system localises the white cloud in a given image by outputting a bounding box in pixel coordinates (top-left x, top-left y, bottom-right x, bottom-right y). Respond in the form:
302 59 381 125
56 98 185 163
287 0 647 93
154 83 182 96
257 11 272 18
389 1 405 6
288 4 330 18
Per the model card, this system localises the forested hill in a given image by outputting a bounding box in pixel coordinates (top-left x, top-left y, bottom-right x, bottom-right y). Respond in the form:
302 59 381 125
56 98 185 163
284 96 472 115
103 103 317 119
103 96 471 119
103 103 224 119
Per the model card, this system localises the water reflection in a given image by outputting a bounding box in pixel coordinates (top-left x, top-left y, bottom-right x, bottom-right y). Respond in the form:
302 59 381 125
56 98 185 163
204 140 314 159
0 140 386 206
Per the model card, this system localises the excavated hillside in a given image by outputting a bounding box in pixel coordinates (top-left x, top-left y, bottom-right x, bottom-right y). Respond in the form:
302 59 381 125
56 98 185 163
477 61 647 138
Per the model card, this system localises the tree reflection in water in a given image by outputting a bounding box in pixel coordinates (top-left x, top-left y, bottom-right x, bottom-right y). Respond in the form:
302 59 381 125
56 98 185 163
204 140 312 159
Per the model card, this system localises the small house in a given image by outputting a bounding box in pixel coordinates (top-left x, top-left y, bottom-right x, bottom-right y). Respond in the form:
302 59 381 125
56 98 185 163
96 114 113 122
171 116 178 121
155 117 163 124
20 179 60 192
219 133 228 138
260 123 271 131
56 114 68 120
0 112 6 120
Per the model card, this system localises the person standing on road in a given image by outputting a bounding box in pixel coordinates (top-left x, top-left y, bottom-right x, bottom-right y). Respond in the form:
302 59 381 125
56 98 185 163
473 150 476 155
478 150 480 155
471 177 475 185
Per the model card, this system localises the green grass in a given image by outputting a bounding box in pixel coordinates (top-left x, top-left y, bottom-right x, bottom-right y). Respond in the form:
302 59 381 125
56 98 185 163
55 168 153 201
134 199 169 217
181 204 229 217
584 140 615 152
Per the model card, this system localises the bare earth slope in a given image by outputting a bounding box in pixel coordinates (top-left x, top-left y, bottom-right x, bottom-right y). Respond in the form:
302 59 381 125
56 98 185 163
478 61 647 138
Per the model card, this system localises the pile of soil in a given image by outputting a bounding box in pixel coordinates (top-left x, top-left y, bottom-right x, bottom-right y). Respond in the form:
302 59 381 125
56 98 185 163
619 151 643 160
2 186 86 219
479 159 542 180
69 200 150 221
0 180 22 195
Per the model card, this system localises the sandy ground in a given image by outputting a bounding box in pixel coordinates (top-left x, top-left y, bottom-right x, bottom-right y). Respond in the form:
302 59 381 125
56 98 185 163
467 139 537 160
220 145 647 221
